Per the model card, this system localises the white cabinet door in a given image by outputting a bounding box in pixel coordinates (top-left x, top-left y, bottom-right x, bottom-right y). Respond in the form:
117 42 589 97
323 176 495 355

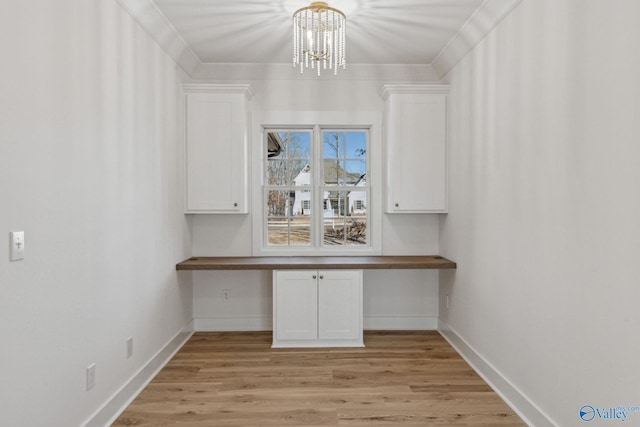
274 270 318 341
273 269 363 347
318 270 362 341
381 86 448 213
184 85 253 213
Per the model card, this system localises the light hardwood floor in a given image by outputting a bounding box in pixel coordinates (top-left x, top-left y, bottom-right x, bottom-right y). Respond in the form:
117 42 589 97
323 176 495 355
113 331 525 426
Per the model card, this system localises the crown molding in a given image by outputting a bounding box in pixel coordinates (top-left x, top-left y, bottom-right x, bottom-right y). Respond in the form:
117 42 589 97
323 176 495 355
379 85 450 100
114 0 200 75
182 84 255 100
190 63 440 82
431 0 524 79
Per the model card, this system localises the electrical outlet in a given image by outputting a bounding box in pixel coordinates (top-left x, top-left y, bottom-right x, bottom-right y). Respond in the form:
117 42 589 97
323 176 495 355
446 294 450 309
127 337 134 359
10 231 25 261
86 363 96 391
222 289 230 302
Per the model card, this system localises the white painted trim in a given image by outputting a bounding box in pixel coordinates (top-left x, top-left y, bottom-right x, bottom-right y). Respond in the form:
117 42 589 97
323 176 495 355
195 316 273 332
364 316 438 331
272 340 364 348
379 85 451 99
182 84 255 100
191 62 440 82
431 0 524 79
114 0 200 75
250 110 383 257
438 320 557 427
82 320 195 427
194 316 438 332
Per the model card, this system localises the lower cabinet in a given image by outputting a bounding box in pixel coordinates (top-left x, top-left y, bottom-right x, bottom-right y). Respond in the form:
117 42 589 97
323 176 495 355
272 270 363 348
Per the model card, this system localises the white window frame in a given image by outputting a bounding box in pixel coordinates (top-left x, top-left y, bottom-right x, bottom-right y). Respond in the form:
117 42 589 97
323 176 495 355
252 111 382 256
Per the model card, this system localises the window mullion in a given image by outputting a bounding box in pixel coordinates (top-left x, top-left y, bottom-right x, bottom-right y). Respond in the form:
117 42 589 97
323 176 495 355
313 125 321 248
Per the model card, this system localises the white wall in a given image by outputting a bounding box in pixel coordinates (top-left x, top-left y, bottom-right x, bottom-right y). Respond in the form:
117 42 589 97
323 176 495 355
189 76 443 331
440 0 640 425
0 1 192 426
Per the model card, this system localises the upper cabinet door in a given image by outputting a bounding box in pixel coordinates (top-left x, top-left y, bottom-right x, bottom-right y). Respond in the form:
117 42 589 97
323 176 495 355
184 85 253 213
381 86 448 213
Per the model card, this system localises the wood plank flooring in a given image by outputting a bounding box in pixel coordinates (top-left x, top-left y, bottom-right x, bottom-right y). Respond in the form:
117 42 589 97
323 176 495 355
113 331 525 426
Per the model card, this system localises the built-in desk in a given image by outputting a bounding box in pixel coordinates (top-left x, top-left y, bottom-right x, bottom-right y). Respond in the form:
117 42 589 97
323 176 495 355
176 255 456 271
177 255 456 348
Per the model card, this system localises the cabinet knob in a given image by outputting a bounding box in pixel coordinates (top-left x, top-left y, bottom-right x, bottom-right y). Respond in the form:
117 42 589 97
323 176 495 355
395 203 399 207
319 275 324 279
312 275 317 279
233 202 238 207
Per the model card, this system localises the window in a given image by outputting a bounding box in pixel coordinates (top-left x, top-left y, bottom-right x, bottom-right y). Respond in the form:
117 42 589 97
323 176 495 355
252 111 381 256
264 128 369 249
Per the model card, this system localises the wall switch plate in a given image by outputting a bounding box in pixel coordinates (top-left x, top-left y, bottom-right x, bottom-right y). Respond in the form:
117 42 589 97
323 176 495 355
127 337 134 359
10 231 25 261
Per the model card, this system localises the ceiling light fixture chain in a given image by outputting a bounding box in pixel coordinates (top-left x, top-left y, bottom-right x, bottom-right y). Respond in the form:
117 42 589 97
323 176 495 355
293 1 346 76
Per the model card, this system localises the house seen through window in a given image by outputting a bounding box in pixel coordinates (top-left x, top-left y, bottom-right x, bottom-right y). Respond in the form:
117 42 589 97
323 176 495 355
264 129 368 248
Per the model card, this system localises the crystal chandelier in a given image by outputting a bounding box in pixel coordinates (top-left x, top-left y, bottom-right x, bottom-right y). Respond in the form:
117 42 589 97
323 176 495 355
293 2 346 76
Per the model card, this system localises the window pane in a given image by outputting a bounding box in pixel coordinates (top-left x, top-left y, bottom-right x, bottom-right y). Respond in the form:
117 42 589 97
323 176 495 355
267 218 288 245
267 218 311 246
266 190 291 217
347 218 367 246
323 159 342 186
291 189 311 216
267 131 311 186
266 189 312 246
288 132 311 159
289 161 310 186
344 160 366 184
322 131 367 186
290 217 311 245
267 131 311 159
266 160 286 185
323 132 344 159
267 132 285 159
322 190 367 246
344 132 367 158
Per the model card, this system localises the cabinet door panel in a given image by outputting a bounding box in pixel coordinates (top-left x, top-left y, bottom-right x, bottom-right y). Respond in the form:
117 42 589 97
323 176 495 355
185 89 249 213
383 87 448 213
274 271 318 341
318 270 362 340
395 100 446 211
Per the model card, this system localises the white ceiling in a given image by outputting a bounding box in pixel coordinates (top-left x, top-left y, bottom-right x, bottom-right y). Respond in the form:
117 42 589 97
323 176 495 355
116 0 522 77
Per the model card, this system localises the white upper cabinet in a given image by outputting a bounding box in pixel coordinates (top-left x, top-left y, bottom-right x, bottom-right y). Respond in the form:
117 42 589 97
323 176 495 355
381 85 449 213
183 84 253 213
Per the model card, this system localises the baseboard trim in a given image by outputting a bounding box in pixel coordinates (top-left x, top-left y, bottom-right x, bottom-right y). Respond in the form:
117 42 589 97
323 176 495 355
83 320 195 427
194 316 438 332
438 320 556 427
364 315 438 330
195 316 272 331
